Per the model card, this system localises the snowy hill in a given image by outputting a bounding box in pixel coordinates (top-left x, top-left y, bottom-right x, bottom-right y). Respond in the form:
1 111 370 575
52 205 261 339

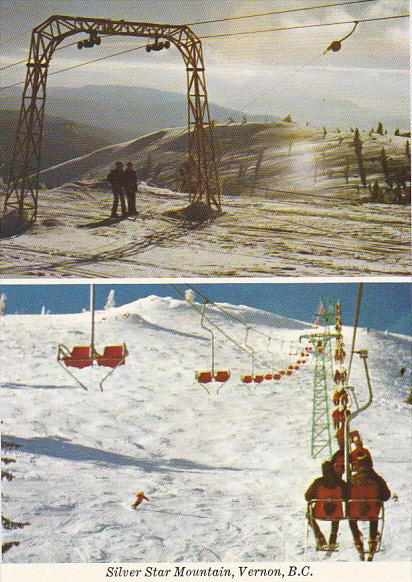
0 123 410 277
1 296 411 563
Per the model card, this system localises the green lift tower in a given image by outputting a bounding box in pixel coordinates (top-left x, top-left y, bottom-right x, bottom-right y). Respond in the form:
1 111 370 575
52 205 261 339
301 298 337 459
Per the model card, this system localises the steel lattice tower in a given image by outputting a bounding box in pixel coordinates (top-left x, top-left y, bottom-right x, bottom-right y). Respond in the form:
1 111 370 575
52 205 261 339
302 298 336 459
3 16 221 223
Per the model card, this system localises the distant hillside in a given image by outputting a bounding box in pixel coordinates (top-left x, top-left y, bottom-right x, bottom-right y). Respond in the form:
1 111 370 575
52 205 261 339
0 110 114 179
37 120 411 206
0 84 279 139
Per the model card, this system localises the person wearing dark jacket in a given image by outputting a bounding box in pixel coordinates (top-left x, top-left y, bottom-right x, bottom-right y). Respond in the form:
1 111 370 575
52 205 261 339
305 461 348 550
107 161 126 217
123 161 138 216
348 454 390 561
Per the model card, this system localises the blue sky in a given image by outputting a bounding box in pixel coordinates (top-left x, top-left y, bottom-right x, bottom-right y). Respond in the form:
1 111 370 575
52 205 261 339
0 283 410 335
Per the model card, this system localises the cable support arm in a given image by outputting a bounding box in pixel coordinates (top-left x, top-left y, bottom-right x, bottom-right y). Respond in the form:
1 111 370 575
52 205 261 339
170 285 272 369
184 284 272 340
344 349 373 482
200 302 215 376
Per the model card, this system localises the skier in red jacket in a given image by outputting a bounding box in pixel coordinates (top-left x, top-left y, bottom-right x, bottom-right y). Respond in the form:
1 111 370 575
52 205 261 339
132 491 150 509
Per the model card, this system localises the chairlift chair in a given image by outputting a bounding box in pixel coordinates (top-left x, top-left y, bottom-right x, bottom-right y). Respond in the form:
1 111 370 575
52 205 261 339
240 327 263 385
57 285 128 391
195 302 230 395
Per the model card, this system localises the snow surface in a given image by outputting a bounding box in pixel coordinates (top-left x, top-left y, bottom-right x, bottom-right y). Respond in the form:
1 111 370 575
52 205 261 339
1 296 411 563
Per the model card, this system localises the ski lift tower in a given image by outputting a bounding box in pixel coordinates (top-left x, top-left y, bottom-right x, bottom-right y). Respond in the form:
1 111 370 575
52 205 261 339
3 15 221 225
301 298 337 459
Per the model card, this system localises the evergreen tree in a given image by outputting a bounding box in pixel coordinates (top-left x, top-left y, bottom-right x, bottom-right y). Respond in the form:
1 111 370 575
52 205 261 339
353 128 367 187
0 293 6 315
376 122 384 135
380 147 393 189
2 439 29 556
104 289 116 310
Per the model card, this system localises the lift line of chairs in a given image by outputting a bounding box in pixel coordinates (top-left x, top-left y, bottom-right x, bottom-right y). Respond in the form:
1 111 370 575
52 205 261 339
195 312 313 393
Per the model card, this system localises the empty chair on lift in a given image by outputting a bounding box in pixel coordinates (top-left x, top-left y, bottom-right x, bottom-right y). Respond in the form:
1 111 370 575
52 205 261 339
96 344 127 368
214 370 230 383
242 374 253 384
196 371 213 384
62 346 94 369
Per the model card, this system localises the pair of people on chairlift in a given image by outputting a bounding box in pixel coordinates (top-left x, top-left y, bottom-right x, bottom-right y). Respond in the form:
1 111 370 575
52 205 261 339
305 433 391 561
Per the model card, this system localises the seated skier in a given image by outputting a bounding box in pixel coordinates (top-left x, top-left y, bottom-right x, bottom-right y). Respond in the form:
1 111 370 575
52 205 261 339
348 454 390 561
305 461 348 550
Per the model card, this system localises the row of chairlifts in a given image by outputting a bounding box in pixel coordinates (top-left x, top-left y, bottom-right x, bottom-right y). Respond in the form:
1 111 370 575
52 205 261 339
195 302 312 393
57 285 128 391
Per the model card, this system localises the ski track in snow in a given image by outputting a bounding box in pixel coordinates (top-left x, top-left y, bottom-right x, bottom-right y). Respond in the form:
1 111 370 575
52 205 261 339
1 296 411 563
0 179 410 277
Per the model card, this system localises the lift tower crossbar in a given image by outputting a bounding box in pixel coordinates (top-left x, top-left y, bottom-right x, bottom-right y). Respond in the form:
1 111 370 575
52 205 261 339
4 15 221 222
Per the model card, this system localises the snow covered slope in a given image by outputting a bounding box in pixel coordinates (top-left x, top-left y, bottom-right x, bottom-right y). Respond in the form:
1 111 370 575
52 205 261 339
1 296 411 563
1 122 410 277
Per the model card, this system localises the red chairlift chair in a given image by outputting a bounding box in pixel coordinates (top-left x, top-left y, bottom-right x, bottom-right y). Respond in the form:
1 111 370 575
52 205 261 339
57 285 128 391
195 302 230 395
241 374 253 384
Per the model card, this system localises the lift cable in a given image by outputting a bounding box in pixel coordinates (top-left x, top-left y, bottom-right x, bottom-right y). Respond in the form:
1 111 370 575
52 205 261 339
0 13 408 92
347 282 364 382
0 43 147 91
0 0 379 51
0 35 114 72
183 284 274 342
200 14 409 39
186 0 376 26
170 284 280 370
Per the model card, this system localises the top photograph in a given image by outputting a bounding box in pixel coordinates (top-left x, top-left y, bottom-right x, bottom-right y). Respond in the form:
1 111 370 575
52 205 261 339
0 0 410 278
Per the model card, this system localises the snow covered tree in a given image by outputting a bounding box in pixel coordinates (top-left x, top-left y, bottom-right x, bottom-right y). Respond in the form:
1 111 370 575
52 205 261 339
104 289 116 310
0 293 6 315
185 289 195 303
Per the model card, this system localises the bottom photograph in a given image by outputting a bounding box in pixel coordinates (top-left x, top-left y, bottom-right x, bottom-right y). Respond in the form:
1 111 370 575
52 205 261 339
0 282 410 564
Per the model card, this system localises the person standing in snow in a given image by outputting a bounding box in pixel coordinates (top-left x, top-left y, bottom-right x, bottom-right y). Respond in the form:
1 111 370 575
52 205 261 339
107 161 127 218
124 161 138 216
347 454 390 561
132 491 149 509
305 461 348 550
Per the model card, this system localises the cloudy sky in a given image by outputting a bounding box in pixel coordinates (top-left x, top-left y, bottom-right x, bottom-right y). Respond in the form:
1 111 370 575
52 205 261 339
0 0 410 127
